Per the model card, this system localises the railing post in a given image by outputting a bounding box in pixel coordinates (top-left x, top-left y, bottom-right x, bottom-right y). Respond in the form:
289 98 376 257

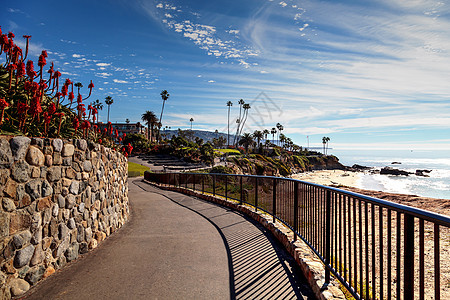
404 213 415 300
193 174 196 191
240 176 243 205
178 173 181 188
294 181 299 241
202 175 204 194
273 178 277 223
225 175 228 200
255 177 258 212
325 190 331 284
213 174 216 196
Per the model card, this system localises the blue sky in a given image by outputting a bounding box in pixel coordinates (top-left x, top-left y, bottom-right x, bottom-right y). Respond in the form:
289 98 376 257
2 0 450 150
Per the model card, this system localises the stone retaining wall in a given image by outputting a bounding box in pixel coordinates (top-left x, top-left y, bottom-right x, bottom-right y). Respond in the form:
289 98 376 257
0 136 129 299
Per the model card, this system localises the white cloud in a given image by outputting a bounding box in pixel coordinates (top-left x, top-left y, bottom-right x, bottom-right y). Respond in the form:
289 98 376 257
208 80 215 83
227 30 240 35
96 63 111 67
72 54 83 58
96 72 112 78
113 79 129 83
156 3 163 8
279 2 287 8
165 13 173 18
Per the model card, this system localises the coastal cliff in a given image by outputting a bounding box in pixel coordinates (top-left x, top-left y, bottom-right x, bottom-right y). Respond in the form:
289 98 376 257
226 154 345 176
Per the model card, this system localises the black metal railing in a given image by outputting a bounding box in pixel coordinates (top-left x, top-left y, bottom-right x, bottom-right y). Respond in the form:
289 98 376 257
144 172 450 300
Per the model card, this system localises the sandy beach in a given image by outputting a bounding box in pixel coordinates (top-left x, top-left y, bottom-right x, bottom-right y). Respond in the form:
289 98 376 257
291 170 361 188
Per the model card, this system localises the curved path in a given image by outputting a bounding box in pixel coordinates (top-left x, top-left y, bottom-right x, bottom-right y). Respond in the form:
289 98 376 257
24 178 315 300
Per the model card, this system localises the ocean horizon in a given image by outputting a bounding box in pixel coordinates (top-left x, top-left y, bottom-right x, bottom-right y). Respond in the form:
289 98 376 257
330 149 450 200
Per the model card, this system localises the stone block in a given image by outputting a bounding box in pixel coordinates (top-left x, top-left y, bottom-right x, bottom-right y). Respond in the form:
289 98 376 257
53 152 62 165
0 212 9 239
42 266 55 279
76 139 87 151
52 139 63 152
69 181 79 195
37 197 52 212
47 166 62 182
0 138 13 168
14 244 35 268
62 144 74 157
31 166 40 178
25 265 45 285
11 160 31 183
45 154 53 166
2 198 16 212
25 179 42 201
10 136 31 161
30 245 44 266
9 212 31 235
65 243 79 262
9 278 30 297
3 179 17 199
12 230 32 249
26 146 45 166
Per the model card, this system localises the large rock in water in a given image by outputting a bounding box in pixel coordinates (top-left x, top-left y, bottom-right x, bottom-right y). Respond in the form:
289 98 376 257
380 167 412 176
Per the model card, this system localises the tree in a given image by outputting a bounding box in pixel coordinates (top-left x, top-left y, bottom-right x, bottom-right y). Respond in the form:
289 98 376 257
91 99 103 124
276 123 283 146
271 127 277 145
253 130 263 153
233 99 245 145
239 133 255 154
141 111 158 141
105 96 114 123
226 100 233 147
125 118 130 124
235 103 251 146
279 133 286 148
159 90 169 125
74 82 83 93
322 136 330 155
190 117 194 130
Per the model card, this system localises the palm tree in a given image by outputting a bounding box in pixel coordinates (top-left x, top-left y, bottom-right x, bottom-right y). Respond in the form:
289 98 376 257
271 128 277 145
236 103 251 144
190 118 194 130
233 99 245 145
159 90 169 125
263 129 270 153
92 99 103 124
142 111 158 141
105 96 114 123
125 118 130 124
279 133 286 149
276 123 283 146
322 136 330 155
226 101 233 147
74 82 83 93
239 133 255 154
253 130 263 153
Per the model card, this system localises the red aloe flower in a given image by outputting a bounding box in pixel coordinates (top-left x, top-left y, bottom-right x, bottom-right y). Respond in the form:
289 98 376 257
8 32 15 39
16 61 25 78
61 84 68 97
77 94 82 104
26 60 35 79
73 117 80 131
68 91 75 103
22 35 31 59
30 95 43 119
48 102 56 115
38 51 47 67
0 98 9 126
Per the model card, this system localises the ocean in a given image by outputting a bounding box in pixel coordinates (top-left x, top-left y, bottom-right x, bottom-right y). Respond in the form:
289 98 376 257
330 149 450 200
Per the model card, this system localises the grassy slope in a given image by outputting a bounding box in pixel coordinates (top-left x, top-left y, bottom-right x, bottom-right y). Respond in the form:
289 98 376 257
128 162 150 177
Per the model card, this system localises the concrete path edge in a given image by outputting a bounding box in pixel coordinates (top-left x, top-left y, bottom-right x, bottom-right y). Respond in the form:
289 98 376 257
144 180 347 300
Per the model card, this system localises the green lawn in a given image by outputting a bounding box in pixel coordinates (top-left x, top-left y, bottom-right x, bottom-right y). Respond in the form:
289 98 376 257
215 149 241 155
128 162 150 177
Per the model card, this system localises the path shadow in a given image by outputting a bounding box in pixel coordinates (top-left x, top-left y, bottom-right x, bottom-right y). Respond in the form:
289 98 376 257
134 179 316 300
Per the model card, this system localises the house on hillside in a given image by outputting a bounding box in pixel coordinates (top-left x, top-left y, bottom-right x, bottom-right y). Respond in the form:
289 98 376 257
97 122 146 138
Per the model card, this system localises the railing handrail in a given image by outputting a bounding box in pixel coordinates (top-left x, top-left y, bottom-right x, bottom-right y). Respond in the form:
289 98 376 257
177 172 450 226
146 171 449 299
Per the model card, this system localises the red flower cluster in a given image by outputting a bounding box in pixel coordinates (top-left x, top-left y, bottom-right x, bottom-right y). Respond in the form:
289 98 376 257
0 26 97 138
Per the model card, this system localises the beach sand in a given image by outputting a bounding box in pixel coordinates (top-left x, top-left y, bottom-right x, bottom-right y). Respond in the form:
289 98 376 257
291 170 361 188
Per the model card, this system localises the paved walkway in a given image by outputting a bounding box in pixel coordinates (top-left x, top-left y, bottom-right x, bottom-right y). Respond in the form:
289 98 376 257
24 178 315 300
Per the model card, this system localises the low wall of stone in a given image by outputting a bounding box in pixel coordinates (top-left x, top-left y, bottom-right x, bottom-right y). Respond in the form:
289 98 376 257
0 136 129 299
